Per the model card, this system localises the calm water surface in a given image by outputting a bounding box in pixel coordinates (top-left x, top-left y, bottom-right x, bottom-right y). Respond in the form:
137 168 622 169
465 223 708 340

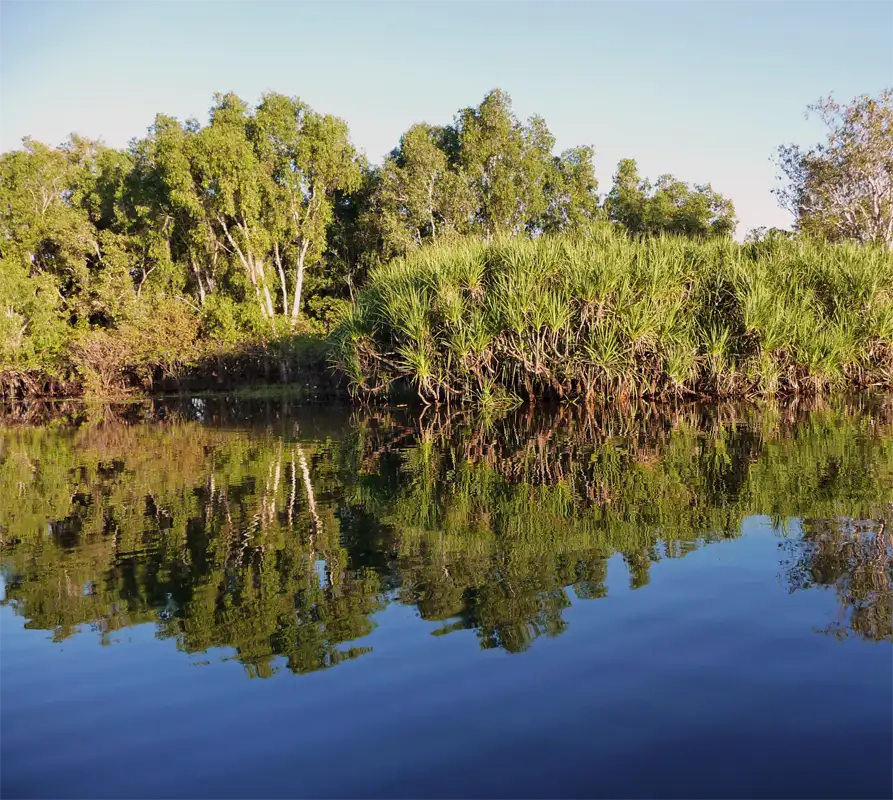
1 396 891 799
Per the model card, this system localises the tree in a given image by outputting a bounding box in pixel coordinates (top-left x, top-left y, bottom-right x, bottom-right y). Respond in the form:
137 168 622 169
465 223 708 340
775 90 893 248
361 89 599 261
0 256 69 369
324 175 381 302
605 158 736 238
604 158 647 235
455 89 556 236
251 93 363 325
191 93 276 322
128 114 217 306
0 138 97 286
543 145 600 233
0 137 140 367
371 123 474 259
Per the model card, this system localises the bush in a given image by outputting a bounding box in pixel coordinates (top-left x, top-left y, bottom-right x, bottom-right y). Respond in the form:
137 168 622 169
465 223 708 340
334 226 893 403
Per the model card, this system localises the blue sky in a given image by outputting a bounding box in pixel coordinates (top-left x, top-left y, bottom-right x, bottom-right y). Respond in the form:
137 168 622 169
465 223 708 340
1 1 890 236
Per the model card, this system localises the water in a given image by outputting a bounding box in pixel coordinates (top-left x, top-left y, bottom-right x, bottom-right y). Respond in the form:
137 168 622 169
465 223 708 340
1 396 891 799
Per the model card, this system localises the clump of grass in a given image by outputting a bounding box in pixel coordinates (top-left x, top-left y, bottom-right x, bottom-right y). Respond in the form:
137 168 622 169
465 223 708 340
333 225 893 404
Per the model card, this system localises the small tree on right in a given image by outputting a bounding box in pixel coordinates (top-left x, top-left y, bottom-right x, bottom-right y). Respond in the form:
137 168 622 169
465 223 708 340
774 89 893 249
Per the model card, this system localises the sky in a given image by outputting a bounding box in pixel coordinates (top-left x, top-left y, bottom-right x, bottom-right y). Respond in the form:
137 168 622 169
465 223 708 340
1 0 891 237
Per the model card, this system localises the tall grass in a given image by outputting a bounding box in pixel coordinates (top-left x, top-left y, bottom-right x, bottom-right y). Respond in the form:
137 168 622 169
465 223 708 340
333 225 893 403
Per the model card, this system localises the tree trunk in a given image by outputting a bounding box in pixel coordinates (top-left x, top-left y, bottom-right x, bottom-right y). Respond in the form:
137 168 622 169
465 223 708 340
429 174 437 241
290 241 310 325
248 252 275 319
253 256 276 319
219 216 269 318
262 284 275 319
191 259 207 306
274 242 289 317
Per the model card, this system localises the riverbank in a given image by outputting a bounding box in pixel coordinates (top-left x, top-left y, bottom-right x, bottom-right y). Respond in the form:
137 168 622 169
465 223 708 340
334 228 893 404
3 228 891 405
0 331 344 401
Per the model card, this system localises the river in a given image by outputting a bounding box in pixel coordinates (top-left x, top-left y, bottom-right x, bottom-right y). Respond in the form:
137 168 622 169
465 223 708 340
1 394 891 798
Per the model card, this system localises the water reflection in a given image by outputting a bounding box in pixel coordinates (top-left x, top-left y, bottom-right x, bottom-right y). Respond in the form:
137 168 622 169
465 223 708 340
782 518 891 642
1 396 891 679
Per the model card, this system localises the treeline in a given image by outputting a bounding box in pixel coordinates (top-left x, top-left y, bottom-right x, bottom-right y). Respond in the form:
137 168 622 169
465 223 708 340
2 399 891 677
335 89 893 404
1 88 890 398
0 85 893 395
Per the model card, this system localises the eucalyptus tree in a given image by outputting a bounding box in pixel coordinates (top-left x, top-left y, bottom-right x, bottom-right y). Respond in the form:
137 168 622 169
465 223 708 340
648 174 736 238
543 145 600 233
0 133 179 380
125 93 365 328
604 158 647 235
0 138 97 284
127 114 219 306
605 158 736 238
364 89 599 259
251 92 363 325
0 138 120 366
370 123 474 259
455 88 556 236
775 90 893 248
322 178 380 304
191 92 276 321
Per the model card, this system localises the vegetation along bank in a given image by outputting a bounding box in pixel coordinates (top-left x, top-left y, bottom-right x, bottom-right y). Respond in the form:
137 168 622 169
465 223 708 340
1 88 890 401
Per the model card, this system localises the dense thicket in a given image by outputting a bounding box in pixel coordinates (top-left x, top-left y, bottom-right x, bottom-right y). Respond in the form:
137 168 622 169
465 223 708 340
0 92 365 396
1 88 889 399
2 399 891 675
335 227 893 403
0 85 893 399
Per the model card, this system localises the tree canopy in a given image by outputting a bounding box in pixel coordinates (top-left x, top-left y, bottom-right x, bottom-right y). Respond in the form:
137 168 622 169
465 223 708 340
359 89 602 261
604 158 736 238
775 90 893 249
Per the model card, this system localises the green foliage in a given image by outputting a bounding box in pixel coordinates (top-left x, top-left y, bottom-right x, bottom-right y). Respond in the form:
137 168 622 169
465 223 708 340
358 89 600 264
0 91 365 396
775 89 893 248
0 85 887 400
0 259 69 368
370 123 475 259
1 399 890 674
605 158 736 238
335 227 893 402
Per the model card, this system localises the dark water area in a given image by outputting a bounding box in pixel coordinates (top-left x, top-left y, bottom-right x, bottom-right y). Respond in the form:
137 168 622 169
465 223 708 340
1 394 891 799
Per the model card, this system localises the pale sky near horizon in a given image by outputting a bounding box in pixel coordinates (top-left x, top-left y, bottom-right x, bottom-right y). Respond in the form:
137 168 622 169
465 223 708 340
1 0 891 237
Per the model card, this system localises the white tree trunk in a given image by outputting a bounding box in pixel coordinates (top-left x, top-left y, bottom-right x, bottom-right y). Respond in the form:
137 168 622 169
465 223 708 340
191 259 207 306
290 241 310 324
219 216 269 318
253 257 276 318
274 242 289 317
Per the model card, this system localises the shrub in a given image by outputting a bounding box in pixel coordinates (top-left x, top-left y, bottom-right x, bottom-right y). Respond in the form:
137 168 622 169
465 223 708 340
334 227 893 403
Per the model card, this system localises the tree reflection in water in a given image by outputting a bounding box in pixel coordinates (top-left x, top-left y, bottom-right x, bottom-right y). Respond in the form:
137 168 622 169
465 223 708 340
1 395 891 679
781 519 891 642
